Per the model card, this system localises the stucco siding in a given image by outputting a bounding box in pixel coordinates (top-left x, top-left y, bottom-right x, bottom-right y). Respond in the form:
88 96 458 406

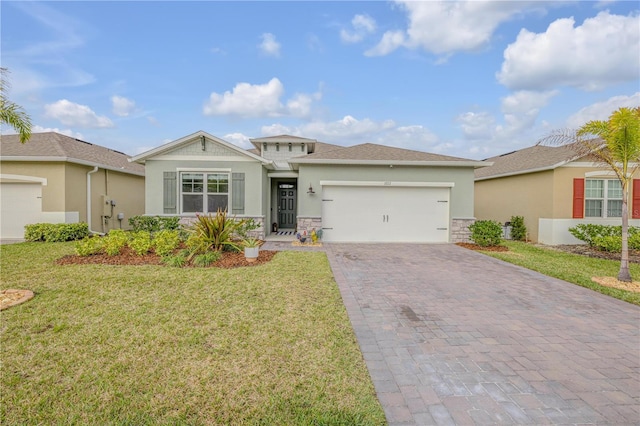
144 159 264 215
475 170 554 242
297 164 476 219
0 162 66 212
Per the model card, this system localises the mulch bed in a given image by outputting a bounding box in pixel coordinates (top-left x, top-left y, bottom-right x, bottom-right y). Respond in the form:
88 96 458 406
56 246 277 269
545 244 640 264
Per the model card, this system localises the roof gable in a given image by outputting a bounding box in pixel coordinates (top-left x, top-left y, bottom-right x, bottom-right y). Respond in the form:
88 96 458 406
130 131 267 164
0 132 144 176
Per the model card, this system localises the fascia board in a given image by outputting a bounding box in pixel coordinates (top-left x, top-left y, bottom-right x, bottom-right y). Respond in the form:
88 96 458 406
1 156 145 177
289 158 489 168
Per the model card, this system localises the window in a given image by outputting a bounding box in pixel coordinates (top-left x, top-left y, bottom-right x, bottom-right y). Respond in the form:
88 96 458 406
585 179 622 218
181 172 229 213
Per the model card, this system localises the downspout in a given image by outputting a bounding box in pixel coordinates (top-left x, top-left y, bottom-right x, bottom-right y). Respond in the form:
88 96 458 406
86 166 103 235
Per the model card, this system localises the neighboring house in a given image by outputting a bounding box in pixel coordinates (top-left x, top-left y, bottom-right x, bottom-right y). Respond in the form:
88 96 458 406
0 132 145 240
131 131 488 242
474 144 640 245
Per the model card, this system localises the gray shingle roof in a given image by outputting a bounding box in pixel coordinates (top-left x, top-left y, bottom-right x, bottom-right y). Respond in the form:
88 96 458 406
475 144 584 180
1 132 145 176
293 142 477 163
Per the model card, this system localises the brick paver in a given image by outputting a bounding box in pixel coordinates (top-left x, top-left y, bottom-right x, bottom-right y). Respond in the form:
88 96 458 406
325 243 640 426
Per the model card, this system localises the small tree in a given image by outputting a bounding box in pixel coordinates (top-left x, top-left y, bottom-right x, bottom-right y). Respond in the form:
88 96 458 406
0 68 31 143
541 107 640 282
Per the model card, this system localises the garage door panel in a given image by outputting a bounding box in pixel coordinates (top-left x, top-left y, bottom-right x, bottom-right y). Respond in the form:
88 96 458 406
322 184 450 243
0 183 43 239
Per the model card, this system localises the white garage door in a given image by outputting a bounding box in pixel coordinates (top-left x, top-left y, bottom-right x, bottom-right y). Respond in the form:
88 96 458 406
321 182 451 243
0 182 43 239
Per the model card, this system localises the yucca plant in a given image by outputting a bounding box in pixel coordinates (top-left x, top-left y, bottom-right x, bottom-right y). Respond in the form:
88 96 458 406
190 208 244 253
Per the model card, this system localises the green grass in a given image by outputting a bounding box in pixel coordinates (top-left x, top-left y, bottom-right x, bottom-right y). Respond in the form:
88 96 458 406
0 242 386 425
480 241 640 306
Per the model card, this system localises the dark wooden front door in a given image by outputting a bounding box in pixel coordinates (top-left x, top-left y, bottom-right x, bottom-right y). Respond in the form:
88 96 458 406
278 183 296 228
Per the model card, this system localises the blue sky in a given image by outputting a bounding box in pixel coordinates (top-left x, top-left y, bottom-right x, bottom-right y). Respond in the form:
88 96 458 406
2 1 638 160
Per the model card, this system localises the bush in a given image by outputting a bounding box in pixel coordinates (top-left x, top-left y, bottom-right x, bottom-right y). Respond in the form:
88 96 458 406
25 223 89 242
193 251 221 267
103 229 129 256
191 209 244 253
468 220 503 247
128 216 181 233
234 218 259 240
24 223 50 242
510 216 527 241
569 224 640 251
162 254 187 268
153 229 182 257
75 236 104 256
569 224 622 247
128 231 153 255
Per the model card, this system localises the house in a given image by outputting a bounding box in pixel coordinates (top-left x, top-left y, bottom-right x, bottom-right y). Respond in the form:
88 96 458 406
130 131 488 242
0 132 145 240
474 143 640 245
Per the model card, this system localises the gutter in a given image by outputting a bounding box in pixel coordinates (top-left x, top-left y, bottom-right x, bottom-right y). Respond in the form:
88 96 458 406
86 166 103 235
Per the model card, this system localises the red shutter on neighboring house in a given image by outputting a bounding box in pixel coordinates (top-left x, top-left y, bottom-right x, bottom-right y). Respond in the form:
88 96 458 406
573 178 585 219
632 179 640 219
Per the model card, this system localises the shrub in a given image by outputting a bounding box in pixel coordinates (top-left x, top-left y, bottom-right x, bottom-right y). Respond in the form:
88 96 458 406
569 224 622 247
24 223 50 242
75 236 104 256
510 216 527 241
592 235 622 252
162 254 187 268
235 218 259 240
25 223 89 242
153 229 181 257
191 209 244 253
128 231 153 255
128 215 181 233
103 229 129 256
193 251 221 267
468 220 503 247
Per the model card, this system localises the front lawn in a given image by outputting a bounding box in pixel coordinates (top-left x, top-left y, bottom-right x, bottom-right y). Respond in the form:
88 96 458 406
480 241 640 306
0 242 386 425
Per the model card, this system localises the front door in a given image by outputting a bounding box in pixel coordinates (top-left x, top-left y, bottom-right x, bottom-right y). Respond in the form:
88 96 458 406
278 183 297 228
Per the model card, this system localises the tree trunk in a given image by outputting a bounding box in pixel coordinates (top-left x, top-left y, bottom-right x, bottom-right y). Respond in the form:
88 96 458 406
618 182 632 282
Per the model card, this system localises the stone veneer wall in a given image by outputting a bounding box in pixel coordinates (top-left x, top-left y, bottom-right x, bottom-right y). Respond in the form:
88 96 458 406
179 215 265 239
451 218 475 243
296 216 322 235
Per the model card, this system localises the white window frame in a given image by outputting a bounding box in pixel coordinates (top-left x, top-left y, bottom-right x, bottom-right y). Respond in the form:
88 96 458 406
178 170 231 214
585 178 623 218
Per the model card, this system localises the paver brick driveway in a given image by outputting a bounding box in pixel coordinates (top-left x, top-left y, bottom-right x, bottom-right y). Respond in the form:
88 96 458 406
325 243 640 425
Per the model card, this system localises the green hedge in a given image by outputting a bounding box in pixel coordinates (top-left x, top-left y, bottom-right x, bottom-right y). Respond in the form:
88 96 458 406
569 224 640 251
128 215 181 233
24 223 89 242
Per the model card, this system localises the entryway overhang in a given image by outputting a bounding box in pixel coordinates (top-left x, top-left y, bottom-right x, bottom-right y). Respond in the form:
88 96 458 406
268 171 299 178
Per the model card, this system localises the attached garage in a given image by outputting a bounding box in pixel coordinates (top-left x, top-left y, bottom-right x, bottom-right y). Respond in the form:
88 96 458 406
0 175 47 240
321 181 452 243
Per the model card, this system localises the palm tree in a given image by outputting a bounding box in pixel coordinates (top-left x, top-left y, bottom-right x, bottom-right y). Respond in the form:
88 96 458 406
0 67 32 143
542 107 640 282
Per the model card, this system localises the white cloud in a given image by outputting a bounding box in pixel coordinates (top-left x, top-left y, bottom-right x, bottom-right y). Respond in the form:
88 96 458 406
223 132 253 149
340 14 376 44
258 33 281 57
457 90 558 157
44 99 114 128
260 115 443 153
2 124 83 139
203 78 321 118
366 1 535 58
565 93 640 129
497 11 640 91
111 95 136 117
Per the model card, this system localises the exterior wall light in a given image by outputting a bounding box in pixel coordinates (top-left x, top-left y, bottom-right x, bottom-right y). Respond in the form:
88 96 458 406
307 183 315 194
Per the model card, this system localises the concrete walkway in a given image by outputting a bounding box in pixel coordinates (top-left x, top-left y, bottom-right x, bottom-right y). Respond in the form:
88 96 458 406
325 244 640 425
